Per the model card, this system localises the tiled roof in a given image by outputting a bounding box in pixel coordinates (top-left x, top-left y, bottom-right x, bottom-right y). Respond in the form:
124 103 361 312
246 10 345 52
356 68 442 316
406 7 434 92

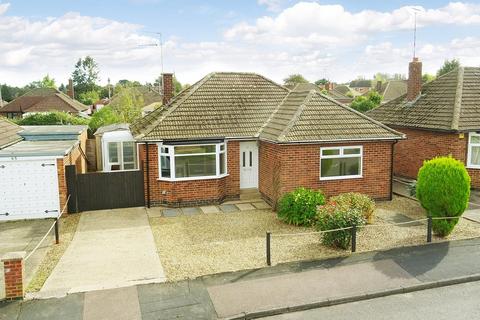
0 118 22 148
368 67 480 132
380 80 407 102
0 88 88 114
131 72 403 143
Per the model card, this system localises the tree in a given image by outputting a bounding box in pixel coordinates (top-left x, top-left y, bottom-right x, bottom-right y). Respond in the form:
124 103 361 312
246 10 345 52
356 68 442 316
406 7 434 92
349 90 382 112
78 91 100 105
422 73 436 83
72 56 100 97
89 106 121 131
416 156 470 236
25 74 57 90
0 84 27 102
315 78 328 86
436 59 460 77
283 74 308 86
109 86 144 123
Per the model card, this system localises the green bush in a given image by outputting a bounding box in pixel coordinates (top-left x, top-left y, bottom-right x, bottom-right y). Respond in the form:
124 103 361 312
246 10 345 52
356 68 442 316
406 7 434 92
277 187 326 226
15 111 89 126
330 193 375 223
316 202 366 249
416 156 470 237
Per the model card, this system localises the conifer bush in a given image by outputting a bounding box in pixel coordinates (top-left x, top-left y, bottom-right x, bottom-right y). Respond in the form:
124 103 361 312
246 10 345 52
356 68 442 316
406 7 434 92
277 187 325 226
416 156 470 237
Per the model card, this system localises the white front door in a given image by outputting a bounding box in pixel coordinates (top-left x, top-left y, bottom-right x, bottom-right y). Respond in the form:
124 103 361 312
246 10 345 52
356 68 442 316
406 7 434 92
240 141 259 189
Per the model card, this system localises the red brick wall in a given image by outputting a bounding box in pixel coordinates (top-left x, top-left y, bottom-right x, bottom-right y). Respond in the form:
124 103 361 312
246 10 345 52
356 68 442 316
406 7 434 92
392 127 480 188
138 141 240 206
259 140 394 205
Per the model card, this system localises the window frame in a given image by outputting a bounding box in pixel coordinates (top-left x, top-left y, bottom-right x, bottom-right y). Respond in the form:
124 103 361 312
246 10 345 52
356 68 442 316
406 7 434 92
104 141 138 172
158 142 228 181
320 146 363 181
467 132 480 168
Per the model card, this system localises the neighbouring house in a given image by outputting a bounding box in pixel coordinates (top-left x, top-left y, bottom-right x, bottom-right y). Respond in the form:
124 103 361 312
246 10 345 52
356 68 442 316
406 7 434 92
94 123 138 172
349 80 372 94
0 125 88 221
368 58 480 188
142 102 162 117
0 87 89 119
130 72 404 207
374 80 408 104
91 98 110 114
0 118 22 149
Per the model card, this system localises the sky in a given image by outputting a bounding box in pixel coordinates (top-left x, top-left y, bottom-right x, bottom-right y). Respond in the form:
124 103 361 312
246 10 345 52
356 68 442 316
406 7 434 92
1 0 480 86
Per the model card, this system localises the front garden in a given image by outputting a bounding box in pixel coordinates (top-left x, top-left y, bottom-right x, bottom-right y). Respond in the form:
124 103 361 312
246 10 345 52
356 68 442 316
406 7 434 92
149 156 480 282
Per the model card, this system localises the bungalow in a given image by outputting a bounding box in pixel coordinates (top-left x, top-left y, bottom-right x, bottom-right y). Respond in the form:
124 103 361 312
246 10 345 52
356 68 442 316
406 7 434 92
130 72 404 207
368 58 480 188
0 87 88 119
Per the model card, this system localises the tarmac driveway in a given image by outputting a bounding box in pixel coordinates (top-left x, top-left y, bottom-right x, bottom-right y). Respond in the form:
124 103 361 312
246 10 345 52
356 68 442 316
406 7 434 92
36 207 166 298
0 219 54 300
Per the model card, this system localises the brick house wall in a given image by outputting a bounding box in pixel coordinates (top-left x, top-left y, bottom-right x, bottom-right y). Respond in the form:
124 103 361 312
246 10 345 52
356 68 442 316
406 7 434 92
138 141 240 207
259 140 394 206
57 130 88 212
391 126 480 188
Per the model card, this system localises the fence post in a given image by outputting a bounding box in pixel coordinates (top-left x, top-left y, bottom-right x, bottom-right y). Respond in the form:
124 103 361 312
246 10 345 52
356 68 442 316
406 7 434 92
2 252 26 300
54 218 60 244
266 232 271 266
427 216 433 243
351 225 357 253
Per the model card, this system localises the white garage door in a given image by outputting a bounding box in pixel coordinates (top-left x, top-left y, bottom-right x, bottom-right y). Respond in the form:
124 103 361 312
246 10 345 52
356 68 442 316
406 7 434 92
0 158 61 221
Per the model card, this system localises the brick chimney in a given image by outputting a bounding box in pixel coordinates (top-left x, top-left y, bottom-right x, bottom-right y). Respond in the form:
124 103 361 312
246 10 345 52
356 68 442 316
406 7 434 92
67 79 74 99
162 73 174 105
407 57 422 101
376 80 382 92
324 82 334 91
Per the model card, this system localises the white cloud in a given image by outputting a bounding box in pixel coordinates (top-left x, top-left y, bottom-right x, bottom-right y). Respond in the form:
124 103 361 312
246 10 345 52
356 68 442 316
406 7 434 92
225 2 480 47
0 2 9 15
258 0 284 12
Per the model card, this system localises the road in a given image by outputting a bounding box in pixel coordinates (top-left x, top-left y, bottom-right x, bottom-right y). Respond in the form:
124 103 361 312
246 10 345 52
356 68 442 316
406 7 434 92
261 281 480 320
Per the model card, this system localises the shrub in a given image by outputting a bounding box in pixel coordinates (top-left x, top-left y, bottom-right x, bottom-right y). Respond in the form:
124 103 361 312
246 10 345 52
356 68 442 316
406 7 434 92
316 202 366 249
277 187 326 226
416 156 470 237
330 193 375 224
15 111 89 126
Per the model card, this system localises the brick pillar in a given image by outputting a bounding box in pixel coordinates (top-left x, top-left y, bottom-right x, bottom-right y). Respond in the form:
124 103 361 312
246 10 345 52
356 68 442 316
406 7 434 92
2 251 26 300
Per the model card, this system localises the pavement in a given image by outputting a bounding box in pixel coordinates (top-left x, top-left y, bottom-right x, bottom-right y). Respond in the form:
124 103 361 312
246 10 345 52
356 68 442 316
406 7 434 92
260 280 480 319
32 207 166 299
3 237 480 319
0 219 54 300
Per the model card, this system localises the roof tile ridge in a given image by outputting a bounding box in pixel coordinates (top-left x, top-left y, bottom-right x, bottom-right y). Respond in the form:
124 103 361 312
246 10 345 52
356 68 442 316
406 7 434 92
135 73 214 140
321 91 405 139
451 67 464 131
255 73 290 92
277 90 314 142
382 81 391 96
256 89 292 137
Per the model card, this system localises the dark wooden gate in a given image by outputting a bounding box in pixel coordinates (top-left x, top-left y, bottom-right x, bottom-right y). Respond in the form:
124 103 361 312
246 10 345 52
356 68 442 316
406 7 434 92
65 165 145 212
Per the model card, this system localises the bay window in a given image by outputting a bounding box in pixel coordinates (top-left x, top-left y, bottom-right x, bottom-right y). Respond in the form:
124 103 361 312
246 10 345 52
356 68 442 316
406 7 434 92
468 133 480 168
320 146 362 180
159 142 227 180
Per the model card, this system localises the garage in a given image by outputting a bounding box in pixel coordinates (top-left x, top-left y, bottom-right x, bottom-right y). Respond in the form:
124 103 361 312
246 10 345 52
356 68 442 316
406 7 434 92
0 157 60 220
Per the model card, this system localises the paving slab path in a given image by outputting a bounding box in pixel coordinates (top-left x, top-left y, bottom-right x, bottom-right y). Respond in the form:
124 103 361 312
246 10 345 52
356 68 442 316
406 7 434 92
36 207 165 298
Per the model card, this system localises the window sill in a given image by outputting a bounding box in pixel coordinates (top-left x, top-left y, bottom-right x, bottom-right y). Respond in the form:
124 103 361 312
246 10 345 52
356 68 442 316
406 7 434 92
158 174 229 182
466 166 480 170
320 175 363 181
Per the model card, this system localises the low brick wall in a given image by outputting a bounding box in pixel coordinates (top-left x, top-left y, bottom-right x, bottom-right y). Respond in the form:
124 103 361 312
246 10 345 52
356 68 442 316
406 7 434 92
2 252 26 300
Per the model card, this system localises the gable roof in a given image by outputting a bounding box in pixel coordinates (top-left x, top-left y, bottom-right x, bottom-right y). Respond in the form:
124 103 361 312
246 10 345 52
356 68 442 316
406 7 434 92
131 72 403 143
368 67 480 132
0 118 23 148
0 88 88 114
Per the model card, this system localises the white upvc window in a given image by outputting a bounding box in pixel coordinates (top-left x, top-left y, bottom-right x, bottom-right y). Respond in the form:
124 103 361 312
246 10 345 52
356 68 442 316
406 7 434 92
105 141 137 171
467 133 480 168
320 146 363 180
158 142 227 181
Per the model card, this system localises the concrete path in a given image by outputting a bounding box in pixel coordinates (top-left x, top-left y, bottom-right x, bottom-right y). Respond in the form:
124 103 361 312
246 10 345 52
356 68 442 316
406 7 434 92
36 207 165 298
3 237 480 319
0 219 54 300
